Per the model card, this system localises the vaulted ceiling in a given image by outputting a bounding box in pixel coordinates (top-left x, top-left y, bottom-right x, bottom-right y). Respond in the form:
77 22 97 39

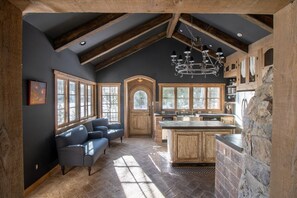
23 13 272 72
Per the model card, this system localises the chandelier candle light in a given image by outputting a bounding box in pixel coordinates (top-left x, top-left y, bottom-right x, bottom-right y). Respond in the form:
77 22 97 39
170 25 225 77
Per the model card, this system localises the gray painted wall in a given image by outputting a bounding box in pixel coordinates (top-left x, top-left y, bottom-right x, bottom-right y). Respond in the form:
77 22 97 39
96 38 227 125
22 21 95 188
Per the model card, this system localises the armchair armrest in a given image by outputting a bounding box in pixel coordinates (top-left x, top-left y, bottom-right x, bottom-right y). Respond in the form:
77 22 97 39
93 126 108 137
59 145 85 155
108 123 122 129
57 145 85 166
88 131 103 139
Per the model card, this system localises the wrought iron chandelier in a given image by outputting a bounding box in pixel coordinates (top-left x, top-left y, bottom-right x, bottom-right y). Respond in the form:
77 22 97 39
170 24 225 77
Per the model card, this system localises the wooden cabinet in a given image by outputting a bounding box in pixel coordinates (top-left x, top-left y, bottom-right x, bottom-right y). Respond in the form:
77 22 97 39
237 52 260 91
175 132 202 162
167 129 234 163
224 34 273 91
153 116 163 143
202 131 230 162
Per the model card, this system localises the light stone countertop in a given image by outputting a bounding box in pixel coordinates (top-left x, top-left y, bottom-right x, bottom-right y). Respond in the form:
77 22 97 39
159 121 236 129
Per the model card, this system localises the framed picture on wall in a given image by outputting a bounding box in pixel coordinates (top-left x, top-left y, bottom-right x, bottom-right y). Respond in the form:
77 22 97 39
28 80 47 105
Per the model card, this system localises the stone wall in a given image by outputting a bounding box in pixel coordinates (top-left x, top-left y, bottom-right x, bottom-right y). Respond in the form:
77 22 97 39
216 140 243 198
238 67 273 197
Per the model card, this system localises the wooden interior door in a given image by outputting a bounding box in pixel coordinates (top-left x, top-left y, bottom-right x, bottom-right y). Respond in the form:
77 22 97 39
129 87 152 136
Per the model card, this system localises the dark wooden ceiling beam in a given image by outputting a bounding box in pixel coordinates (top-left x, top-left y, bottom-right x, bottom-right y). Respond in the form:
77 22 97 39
95 31 166 71
166 13 181 38
80 14 171 65
53 13 130 52
240 14 273 33
172 32 226 63
179 14 248 54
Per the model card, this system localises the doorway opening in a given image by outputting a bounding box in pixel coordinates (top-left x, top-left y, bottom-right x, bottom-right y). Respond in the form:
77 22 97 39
124 75 156 137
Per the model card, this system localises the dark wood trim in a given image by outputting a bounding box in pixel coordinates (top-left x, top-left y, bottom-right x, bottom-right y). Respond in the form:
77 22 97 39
53 13 130 52
172 32 226 62
166 13 181 38
179 14 248 53
80 14 171 65
240 14 273 33
95 31 166 71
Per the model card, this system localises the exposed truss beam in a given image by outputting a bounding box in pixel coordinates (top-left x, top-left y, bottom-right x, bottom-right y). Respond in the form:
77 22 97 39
53 13 130 52
179 14 248 53
95 31 166 71
80 14 171 65
240 14 273 33
172 32 226 63
11 0 292 15
166 13 180 38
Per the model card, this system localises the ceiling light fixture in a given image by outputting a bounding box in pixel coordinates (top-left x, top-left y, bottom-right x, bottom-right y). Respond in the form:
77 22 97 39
80 41 86 46
237 33 243 37
170 20 224 78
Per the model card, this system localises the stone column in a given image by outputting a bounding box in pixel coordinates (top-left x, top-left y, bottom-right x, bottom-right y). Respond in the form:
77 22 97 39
238 68 273 197
0 0 24 197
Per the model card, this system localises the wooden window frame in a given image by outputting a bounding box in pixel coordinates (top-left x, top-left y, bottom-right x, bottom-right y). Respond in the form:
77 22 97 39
176 87 190 110
161 86 175 110
54 70 96 132
159 83 225 113
98 83 121 123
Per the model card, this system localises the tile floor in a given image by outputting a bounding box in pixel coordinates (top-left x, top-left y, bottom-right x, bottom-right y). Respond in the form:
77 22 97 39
27 138 215 198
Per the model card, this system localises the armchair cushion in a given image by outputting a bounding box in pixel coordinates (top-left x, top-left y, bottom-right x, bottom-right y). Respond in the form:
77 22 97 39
88 131 104 139
107 129 124 140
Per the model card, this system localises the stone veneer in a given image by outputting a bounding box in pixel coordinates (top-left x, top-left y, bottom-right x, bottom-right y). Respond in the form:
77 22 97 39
238 68 273 197
215 140 243 198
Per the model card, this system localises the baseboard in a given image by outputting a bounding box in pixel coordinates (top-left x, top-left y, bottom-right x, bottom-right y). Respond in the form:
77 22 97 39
24 164 60 197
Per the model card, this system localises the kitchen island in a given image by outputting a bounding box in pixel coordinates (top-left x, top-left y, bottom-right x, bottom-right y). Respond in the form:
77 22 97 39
159 121 236 164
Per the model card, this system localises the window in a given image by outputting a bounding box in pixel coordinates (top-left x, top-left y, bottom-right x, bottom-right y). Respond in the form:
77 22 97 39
162 87 175 109
80 83 86 118
57 79 66 125
207 87 221 109
99 84 120 123
55 70 96 130
193 87 206 109
133 90 148 110
69 81 77 122
177 87 189 109
159 83 224 112
87 85 93 116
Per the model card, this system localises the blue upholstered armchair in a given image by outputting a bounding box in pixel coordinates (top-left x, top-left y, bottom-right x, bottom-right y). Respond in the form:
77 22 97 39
91 118 124 147
55 125 108 176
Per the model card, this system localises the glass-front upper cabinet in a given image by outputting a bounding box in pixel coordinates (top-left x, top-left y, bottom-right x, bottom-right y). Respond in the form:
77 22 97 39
249 56 256 83
240 58 246 84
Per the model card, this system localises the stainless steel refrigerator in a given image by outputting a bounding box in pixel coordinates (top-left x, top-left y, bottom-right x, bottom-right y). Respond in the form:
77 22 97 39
235 90 255 127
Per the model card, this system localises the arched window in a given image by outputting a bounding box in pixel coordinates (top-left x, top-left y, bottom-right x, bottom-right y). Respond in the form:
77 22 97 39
133 90 148 110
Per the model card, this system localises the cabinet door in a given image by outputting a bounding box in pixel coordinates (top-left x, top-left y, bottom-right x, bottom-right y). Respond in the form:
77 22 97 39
203 132 231 162
174 132 202 162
